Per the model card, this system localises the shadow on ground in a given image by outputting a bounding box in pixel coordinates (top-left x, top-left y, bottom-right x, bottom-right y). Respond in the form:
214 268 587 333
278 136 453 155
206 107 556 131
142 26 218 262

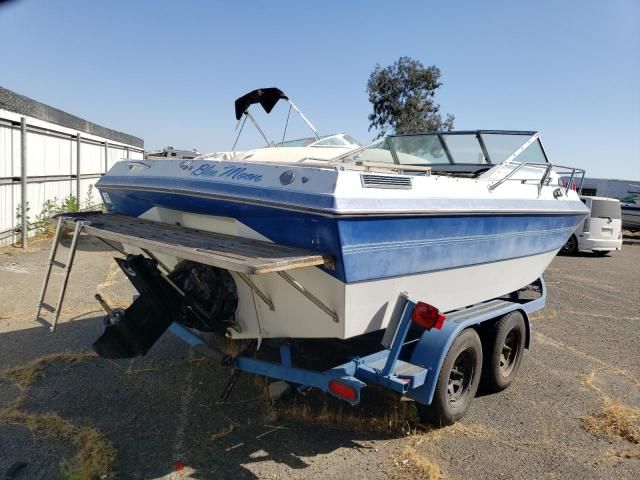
0 316 412 479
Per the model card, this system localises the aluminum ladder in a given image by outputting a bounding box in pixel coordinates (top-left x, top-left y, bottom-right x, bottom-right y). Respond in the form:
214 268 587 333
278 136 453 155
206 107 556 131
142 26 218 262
35 216 84 332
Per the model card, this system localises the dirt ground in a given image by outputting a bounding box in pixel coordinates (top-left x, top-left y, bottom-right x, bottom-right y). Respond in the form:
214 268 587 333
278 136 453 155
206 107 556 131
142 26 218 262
0 236 638 479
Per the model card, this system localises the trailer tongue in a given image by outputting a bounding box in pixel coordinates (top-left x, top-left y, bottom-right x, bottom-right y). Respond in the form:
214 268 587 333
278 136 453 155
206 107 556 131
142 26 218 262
35 212 546 426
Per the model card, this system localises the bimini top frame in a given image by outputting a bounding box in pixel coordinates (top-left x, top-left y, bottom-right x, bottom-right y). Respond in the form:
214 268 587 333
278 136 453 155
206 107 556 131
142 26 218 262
232 87 319 150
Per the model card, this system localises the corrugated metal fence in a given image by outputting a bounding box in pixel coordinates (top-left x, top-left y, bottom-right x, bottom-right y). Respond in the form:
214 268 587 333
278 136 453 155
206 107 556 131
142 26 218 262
0 110 144 246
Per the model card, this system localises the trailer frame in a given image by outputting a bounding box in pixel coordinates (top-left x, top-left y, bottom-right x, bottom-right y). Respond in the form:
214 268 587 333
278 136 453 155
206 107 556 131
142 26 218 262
169 277 545 407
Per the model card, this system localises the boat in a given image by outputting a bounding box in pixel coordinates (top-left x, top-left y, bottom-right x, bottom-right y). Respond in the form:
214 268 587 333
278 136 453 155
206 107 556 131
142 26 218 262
620 192 640 232
94 87 589 341
621 203 640 231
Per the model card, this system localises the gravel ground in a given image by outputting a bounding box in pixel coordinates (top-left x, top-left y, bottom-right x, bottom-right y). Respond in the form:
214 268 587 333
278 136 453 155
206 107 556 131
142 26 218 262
0 237 638 479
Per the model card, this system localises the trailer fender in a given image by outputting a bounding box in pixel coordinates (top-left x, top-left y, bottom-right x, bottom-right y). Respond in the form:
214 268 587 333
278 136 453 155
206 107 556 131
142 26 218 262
406 304 531 406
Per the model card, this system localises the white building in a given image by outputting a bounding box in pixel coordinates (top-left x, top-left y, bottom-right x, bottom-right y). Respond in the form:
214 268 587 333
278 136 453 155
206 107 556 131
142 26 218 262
579 177 640 201
0 86 144 246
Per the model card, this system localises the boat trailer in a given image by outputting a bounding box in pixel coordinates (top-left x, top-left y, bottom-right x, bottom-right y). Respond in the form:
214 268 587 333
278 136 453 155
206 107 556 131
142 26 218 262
36 212 546 424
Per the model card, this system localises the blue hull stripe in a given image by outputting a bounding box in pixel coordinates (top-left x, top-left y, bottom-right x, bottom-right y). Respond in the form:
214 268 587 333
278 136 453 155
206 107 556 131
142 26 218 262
101 187 584 283
98 176 588 217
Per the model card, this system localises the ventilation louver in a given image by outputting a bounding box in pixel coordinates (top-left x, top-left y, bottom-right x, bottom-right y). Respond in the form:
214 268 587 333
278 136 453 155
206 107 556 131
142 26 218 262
360 174 412 189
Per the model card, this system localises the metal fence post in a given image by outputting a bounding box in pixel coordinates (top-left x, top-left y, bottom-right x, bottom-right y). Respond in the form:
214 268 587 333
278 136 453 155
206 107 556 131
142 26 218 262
76 133 81 204
104 141 109 174
20 117 28 248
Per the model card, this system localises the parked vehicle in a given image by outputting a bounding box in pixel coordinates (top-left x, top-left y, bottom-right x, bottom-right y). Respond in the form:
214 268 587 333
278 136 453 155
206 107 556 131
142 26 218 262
620 193 640 232
561 196 622 255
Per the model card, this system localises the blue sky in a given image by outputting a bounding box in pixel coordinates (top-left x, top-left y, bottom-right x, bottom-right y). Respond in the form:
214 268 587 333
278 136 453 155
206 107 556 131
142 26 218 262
1 0 638 179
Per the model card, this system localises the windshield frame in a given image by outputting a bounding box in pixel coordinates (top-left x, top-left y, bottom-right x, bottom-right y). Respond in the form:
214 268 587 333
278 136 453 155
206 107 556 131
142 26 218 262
331 130 548 168
276 133 361 149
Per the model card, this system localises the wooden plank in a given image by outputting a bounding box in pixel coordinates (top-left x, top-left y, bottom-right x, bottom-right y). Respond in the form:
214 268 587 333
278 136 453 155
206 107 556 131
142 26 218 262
58 213 331 275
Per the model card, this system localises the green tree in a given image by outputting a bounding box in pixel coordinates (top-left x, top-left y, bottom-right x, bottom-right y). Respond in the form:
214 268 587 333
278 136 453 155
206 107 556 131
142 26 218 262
367 56 454 138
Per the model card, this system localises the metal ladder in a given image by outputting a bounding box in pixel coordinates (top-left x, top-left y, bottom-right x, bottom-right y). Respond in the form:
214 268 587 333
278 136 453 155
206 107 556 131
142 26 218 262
35 216 84 332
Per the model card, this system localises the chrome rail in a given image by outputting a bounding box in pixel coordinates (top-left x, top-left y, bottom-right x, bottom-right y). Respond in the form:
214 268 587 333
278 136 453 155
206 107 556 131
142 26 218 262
558 164 586 194
488 161 585 195
488 161 551 193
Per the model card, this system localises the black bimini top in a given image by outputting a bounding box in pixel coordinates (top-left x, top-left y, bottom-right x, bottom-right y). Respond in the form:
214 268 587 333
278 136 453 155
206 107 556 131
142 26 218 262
234 88 288 120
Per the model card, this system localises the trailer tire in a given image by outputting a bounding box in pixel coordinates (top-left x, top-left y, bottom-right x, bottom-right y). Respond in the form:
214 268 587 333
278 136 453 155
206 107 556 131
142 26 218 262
416 328 482 427
481 311 526 393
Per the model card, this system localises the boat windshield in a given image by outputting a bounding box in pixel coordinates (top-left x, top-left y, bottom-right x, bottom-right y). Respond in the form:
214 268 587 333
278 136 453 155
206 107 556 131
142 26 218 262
334 131 548 171
277 134 360 148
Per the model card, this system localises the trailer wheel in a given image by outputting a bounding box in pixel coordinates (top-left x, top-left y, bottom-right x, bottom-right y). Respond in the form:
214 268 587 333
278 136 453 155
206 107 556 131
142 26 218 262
416 328 482 427
561 234 578 255
481 311 526 393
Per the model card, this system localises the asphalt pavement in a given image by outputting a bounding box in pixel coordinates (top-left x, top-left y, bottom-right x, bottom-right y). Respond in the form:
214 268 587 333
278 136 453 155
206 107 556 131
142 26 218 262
0 237 638 479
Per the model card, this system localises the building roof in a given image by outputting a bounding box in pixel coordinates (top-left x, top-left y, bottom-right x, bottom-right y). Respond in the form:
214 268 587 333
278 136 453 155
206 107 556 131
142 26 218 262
0 86 143 148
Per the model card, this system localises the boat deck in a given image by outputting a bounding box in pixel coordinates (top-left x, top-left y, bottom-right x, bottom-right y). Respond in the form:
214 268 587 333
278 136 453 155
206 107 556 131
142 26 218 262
57 212 332 274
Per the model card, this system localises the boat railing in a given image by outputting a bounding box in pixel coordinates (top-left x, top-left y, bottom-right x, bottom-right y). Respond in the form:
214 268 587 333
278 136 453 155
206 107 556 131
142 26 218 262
488 161 585 196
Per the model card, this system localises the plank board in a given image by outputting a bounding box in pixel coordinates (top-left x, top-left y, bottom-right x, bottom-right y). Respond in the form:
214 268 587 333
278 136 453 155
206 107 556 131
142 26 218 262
57 212 332 275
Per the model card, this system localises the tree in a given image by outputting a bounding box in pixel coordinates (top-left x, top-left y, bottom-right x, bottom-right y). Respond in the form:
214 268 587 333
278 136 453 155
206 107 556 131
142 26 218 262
367 56 454 138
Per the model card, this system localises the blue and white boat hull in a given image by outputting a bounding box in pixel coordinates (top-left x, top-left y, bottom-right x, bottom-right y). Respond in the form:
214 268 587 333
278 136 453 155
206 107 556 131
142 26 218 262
97 159 587 339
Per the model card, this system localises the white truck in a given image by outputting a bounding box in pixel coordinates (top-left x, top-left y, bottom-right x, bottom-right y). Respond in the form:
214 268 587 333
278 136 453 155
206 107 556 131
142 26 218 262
561 196 622 255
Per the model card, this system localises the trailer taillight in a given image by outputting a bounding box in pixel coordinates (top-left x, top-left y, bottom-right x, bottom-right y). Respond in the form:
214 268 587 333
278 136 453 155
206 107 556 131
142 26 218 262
411 302 446 330
328 379 358 402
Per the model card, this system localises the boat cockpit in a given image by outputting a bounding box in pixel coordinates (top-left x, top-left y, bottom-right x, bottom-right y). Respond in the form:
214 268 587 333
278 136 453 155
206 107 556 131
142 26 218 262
197 88 564 182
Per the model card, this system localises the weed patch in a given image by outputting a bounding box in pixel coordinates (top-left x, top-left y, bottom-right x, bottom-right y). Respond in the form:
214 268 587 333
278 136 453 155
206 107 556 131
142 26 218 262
583 401 640 444
396 446 444 479
0 351 96 389
0 351 116 479
266 388 419 434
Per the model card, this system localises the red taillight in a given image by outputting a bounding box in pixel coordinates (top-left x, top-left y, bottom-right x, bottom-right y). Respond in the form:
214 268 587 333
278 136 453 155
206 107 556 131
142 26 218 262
328 380 358 402
411 302 446 330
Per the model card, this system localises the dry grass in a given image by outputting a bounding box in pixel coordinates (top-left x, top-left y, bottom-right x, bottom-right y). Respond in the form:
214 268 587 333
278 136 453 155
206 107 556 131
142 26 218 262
96 262 122 292
61 427 118 480
0 404 116 480
583 401 640 445
220 336 251 357
427 422 496 441
0 401 74 438
580 369 640 455
209 423 236 442
8 228 58 249
0 351 96 389
0 351 116 479
265 389 419 434
608 446 640 460
397 446 444 480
